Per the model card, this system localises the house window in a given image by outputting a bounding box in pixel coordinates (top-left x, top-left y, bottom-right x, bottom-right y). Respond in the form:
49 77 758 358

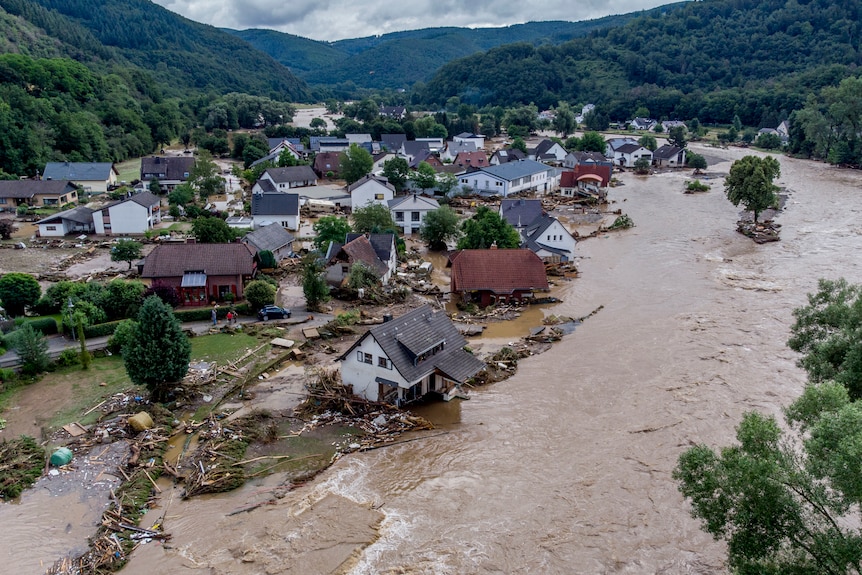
363 352 373 364
357 351 373 364
411 212 420 222
378 357 391 369
183 172 189 178
341 265 349 274
395 211 403 221
46 225 57 231
374 193 385 200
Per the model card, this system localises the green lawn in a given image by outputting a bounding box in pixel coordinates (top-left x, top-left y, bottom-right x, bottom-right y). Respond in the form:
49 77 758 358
190 332 262 365
115 158 142 184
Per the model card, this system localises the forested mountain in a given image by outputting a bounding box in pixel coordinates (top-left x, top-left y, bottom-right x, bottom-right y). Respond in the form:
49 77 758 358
0 0 309 100
227 12 675 90
418 0 862 127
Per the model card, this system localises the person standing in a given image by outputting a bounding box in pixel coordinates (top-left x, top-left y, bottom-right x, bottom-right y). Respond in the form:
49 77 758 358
211 308 217 325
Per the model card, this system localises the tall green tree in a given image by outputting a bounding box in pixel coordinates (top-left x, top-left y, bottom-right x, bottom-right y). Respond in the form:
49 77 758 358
111 239 142 270
724 155 780 222
382 157 410 191
667 126 687 148
189 149 224 201
787 278 862 400
457 206 522 250
312 215 352 253
552 102 576 137
12 323 49 375
579 131 607 153
410 162 437 192
686 152 707 174
339 143 373 185
122 295 191 402
675 381 862 574
420 206 461 250
301 254 330 311
0 272 41 317
638 134 657 151
352 203 398 234
191 216 236 243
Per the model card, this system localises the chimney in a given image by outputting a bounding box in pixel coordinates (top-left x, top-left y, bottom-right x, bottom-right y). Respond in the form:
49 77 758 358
186 238 196 244
490 241 498 250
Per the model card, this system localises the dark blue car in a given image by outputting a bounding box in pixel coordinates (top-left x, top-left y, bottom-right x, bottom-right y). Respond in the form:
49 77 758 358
258 305 291 320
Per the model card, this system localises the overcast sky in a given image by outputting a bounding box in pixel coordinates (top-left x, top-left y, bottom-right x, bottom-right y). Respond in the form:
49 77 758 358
151 0 674 42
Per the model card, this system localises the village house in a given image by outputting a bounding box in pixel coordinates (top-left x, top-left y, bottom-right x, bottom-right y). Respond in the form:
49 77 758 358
242 223 296 263
250 182 300 230
309 137 350 153
398 141 431 164
0 180 79 211
629 117 657 131
140 156 195 192
312 152 341 178
562 150 612 169
499 198 544 230
388 193 439 236
36 206 95 237
42 162 119 195
453 132 486 149
338 304 486 405
609 143 653 167
449 248 550 307
558 166 611 201
140 242 256 306
379 134 407 153
521 215 577 263
324 232 397 287
441 140 478 162
348 174 396 209
453 151 489 169
296 185 352 211
91 191 162 235
415 137 445 153
489 148 527 165
257 166 318 190
529 139 568 164
460 159 553 197
379 105 406 120
652 145 687 168
409 149 444 170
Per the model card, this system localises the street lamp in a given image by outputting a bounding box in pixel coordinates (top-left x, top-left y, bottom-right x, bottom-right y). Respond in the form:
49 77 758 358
67 298 75 341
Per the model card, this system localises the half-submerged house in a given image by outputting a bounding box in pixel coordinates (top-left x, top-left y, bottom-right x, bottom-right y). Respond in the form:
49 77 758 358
338 304 486 405
450 248 550 307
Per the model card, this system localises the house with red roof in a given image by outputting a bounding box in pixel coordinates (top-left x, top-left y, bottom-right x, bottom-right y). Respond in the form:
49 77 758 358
559 166 611 201
140 242 256 306
449 248 550 307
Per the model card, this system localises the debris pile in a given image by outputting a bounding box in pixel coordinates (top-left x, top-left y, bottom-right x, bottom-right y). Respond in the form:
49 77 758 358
737 220 781 243
0 436 45 500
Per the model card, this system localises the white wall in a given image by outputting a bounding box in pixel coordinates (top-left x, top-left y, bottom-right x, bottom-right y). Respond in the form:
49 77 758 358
340 335 408 401
109 201 150 234
351 181 394 209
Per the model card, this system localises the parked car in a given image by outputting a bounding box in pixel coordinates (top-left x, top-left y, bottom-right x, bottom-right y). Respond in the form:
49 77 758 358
258 305 291 321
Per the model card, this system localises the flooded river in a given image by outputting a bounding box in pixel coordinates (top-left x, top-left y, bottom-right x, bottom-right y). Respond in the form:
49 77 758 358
7 145 862 574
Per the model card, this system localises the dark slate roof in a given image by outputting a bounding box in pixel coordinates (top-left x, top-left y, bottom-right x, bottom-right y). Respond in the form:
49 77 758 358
141 243 254 278
250 150 281 168
140 156 195 181
43 162 116 181
491 148 526 163
126 191 160 207
450 249 549 293
409 148 438 168
402 141 430 157
251 192 300 216
388 193 439 210
267 137 301 151
341 304 485 385
347 175 395 194
499 198 543 228
653 144 684 160
531 139 558 156
264 166 318 184
380 134 407 151
243 223 295 253
36 206 94 225
255 179 278 193
0 180 78 199
345 232 395 263
616 143 649 154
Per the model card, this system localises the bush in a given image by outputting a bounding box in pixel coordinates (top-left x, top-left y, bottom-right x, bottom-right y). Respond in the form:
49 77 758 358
107 319 137 354
174 307 229 322
234 303 252 316
0 367 16 383
27 317 58 335
83 320 124 339
55 348 81 367
686 180 710 193
143 284 181 308
244 280 276 310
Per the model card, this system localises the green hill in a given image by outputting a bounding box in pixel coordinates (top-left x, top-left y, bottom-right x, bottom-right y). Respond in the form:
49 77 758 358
228 13 667 90
417 0 862 125
0 0 310 100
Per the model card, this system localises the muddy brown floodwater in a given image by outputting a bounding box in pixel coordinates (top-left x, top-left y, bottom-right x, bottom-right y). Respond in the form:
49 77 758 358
6 145 862 574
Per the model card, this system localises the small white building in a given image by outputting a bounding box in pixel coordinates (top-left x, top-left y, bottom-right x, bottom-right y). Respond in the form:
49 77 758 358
92 191 161 235
453 132 486 149
42 162 119 194
522 214 577 263
36 206 95 237
459 159 553 197
388 193 439 236
348 175 396 209
250 186 300 231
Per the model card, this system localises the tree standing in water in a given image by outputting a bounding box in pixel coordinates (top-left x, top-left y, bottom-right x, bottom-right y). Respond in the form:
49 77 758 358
725 155 780 222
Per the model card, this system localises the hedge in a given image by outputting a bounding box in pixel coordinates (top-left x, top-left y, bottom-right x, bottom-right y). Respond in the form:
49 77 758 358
28 317 58 335
173 307 230 322
83 320 124 339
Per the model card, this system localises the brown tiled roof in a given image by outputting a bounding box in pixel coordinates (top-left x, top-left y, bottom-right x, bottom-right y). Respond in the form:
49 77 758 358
450 249 549 294
340 235 388 276
454 151 488 167
141 243 254 278
561 165 612 188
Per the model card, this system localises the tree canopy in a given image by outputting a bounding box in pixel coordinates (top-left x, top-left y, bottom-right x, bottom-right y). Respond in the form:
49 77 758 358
191 216 237 243
312 215 352 253
0 272 41 317
457 205 521 250
339 143 373 185
420 206 461 250
381 157 410 191
111 239 142 270
122 295 191 402
724 155 780 222
352 203 398 235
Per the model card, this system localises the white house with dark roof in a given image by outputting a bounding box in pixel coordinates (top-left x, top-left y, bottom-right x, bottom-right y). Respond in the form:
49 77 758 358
441 140 478 162
348 175 395 209
140 156 195 192
92 191 161 235
388 193 439 235
250 187 300 230
652 145 687 168
43 162 118 194
529 140 567 164
489 148 527 165
453 132 485 149
499 198 544 230
459 159 553 197
522 214 577 263
608 143 653 167
257 166 318 190
338 304 485 405
36 206 95 237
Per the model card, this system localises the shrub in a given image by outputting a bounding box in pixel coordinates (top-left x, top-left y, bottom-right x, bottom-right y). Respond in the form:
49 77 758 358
173 307 229 322
55 348 81 367
107 319 137 354
83 320 124 339
0 367 16 383
27 317 57 335
143 284 181 308
686 180 710 193
244 280 276 310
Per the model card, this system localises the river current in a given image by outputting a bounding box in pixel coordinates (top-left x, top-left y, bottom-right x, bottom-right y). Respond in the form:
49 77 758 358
6 145 862 574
